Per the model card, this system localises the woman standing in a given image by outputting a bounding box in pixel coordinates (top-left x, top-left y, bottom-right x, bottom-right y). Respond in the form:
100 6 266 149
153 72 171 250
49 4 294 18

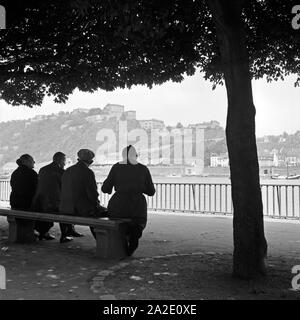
101 145 155 256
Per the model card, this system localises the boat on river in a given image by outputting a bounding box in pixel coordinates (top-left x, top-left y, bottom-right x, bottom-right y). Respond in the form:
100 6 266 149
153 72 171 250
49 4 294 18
271 174 300 180
286 174 300 180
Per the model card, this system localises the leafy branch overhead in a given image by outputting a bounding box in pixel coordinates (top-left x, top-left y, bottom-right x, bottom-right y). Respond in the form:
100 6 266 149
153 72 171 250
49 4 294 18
0 0 299 107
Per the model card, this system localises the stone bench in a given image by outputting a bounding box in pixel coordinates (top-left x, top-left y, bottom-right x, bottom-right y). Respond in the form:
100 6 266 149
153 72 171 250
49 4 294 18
0 208 130 260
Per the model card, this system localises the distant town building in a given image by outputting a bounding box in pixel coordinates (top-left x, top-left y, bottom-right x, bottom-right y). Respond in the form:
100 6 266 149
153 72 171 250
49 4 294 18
207 120 220 129
104 104 124 113
30 115 48 122
210 154 229 167
139 119 165 130
188 121 220 129
285 156 298 166
125 110 136 120
188 124 206 129
85 114 105 123
258 156 274 167
72 108 89 115
103 104 125 120
48 115 57 120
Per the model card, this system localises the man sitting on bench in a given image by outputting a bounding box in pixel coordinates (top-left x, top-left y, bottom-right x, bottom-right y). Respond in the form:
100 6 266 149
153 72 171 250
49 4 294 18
59 149 107 239
32 151 82 243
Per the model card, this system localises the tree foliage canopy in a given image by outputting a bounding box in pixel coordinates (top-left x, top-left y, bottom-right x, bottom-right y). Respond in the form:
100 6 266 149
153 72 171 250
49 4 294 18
0 0 299 107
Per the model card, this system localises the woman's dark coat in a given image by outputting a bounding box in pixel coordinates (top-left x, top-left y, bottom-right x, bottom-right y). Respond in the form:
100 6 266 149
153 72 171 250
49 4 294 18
101 162 155 227
10 165 38 210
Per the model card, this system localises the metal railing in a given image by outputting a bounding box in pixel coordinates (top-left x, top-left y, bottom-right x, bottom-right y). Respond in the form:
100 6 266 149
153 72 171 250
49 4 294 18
146 183 233 215
0 180 10 204
145 182 300 219
1 180 300 219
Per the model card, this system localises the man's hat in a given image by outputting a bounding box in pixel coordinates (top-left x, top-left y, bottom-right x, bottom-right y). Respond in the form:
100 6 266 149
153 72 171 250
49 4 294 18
77 149 95 162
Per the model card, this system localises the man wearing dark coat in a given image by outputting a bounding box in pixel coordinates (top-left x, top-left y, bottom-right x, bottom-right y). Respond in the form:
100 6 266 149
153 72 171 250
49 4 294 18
59 149 107 238
33 152 83 243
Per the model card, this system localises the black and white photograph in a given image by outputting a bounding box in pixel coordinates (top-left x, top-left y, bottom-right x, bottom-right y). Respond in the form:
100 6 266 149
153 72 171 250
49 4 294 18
0 0 300 309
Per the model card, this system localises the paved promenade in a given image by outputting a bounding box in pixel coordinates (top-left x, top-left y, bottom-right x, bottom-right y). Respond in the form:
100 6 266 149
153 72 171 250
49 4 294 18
0 212 300 299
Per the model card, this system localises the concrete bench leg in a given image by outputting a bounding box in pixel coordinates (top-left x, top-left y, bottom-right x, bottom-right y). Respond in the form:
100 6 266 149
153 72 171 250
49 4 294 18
94 226 127 259
7 216 36 243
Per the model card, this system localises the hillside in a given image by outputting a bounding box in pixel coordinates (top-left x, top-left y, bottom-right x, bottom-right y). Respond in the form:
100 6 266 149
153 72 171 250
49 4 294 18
0 108 140 169
0 107 299 170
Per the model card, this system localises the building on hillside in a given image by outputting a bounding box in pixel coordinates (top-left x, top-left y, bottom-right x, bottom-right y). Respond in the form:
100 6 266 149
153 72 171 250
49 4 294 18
188 121 220 129
258 156 274 167
85 114 105 123
209 120 220 129
202 120 220 129
48 114 58 120
104 104 125 113
188 124 206 129
103 104 125 120
285 156 298 166
30 115 48 122
139 119 165 130
72 108 89 115
210 154 229 167
125 110 136 120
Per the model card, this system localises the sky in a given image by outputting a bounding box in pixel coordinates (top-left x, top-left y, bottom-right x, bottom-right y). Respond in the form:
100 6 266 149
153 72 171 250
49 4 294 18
0 72 299 137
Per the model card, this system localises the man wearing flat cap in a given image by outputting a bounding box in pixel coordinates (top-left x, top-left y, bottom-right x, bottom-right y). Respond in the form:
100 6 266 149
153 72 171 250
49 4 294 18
59 149 107 238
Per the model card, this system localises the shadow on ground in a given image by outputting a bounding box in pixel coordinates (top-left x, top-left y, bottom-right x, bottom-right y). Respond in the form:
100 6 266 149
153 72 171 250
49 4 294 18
1 213 300 300
104 253 300 300
0 225 114 300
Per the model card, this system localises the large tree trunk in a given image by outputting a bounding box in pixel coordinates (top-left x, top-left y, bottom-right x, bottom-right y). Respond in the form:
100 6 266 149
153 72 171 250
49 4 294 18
208 0 267 279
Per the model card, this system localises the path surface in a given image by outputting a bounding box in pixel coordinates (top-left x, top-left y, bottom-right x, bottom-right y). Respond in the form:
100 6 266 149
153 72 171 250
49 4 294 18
0 212 300 299
139 212 300 259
